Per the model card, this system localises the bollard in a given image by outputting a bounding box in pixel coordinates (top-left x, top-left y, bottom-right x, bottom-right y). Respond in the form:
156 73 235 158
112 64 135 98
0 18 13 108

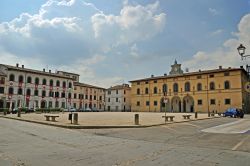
17 109 21 117
195 112 198 119
73 113 78 125
3 110 7 115
134 114 139 125
68 113 73 124
208 111 210 117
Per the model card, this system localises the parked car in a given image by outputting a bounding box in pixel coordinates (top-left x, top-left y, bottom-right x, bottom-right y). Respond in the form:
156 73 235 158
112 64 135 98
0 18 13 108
85 108 92 112
224 108 244 118
64 107 77 112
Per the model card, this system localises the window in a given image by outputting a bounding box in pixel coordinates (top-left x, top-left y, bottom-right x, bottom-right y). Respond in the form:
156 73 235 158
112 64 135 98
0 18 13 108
68 93 72 99
35 78 39 85
90 95 92 100
154 80 157 83
210 82 215 90
116 90 118 94
85 95 88 99
49 101 53 108
185 82 190 92
62 102 65 108
197 100 202 105
69 82 72 88
42 90 46 97
136 101 140 106
63 81 66 88
27 77 32 83
94 95 96 100
42 79 46 85
146 101 150 106
55 101 59 108
145 88 149 94
18 88 23 95
209 74 214 78
74 93 77 99
224 81 230 89
116 98 118 102
124 90 126 94
8 87 14 95
124 98 126 102
154 87 158 94
137 82 140 85
18 75 24 83
145 81 148 84
0 87 4 94
55 92 59 98
49 91 54 97
34 90 39 96
56 80 60 87
173 83 178 92
137 88 140 95
154 101 157 106
197 75 202 79
9 74 15 81
0 77 5 84
224 72 230 76
50 80 53 86
162 84 167 93
108 98 110 102
108 90 111 95
197 83 202 91
26 89 31 96
225 99 231 105
210 99 216 105
99 96 102 100
61 92 65 98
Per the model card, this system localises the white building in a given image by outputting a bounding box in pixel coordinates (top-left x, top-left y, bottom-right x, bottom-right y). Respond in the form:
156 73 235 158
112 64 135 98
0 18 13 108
0 63 75 110
105 84 131 111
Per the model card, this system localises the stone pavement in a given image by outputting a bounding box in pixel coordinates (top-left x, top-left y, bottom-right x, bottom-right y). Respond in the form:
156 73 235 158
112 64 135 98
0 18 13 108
1 112 219 128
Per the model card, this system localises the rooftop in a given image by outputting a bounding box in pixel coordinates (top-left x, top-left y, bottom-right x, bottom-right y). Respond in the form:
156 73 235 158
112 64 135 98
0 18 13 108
74 82 106 90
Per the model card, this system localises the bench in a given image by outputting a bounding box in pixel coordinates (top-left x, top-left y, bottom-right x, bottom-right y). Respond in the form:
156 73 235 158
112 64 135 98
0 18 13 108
182 115 192 119
44 115 60 122
162 116 175 122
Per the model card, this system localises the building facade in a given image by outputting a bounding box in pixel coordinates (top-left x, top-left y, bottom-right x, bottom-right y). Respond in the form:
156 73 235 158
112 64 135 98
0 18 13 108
105 84 131 112
0 63 75 110
72 82 105 111
0 71 6 109
130 61 250 113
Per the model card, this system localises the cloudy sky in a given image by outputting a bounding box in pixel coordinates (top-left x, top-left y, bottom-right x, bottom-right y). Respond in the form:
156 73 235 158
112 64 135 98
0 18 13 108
0 0 249 88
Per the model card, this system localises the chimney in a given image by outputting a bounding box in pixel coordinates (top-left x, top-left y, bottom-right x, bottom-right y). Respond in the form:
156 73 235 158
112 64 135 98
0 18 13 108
22 65 24 68
151 75 154 78
199 69 201 72
240 66 243 69
219 66 222 69
43 68 45 72
164 73 167 76
16 63 19 67
49 70 51 73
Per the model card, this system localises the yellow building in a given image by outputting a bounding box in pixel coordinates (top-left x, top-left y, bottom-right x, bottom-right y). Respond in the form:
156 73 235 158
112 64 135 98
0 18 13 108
72 82 106 111
130 61 250 113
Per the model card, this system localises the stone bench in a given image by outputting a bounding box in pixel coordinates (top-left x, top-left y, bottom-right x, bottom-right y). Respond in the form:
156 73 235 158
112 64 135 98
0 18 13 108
162 116 175 122
182 115 192 119
44 115 60 122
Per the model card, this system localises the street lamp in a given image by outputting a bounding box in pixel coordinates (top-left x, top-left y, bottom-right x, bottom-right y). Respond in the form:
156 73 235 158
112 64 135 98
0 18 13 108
237 44 250 76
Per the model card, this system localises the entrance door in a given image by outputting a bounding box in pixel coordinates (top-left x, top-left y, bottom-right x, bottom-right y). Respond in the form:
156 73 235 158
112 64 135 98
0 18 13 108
0 100 3 108
41 101 46 108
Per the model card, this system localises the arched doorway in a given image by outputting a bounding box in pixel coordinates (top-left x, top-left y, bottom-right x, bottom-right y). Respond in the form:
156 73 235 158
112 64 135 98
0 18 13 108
41 100 46 108
0 100 4 108
160 97 171 112
171 96 181 112
183 95 194 112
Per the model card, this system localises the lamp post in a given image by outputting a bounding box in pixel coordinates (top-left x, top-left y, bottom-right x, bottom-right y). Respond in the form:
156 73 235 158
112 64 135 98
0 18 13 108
237 44 250 76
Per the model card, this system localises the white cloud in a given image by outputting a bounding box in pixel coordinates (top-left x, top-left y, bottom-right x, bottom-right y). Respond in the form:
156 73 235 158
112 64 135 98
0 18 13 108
183 13 250 71
210 29 223 36
209 8 219 16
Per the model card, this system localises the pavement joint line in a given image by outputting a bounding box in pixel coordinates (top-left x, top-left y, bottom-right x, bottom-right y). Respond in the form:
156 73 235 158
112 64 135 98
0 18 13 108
232 135 249 151
0 115 220 129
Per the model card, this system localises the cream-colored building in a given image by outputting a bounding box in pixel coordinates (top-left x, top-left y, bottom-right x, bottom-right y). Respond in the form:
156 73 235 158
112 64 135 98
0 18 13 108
0 71 6 109
105 84 131 112
130 61 250 113
72 82 105 111
0 63 75 110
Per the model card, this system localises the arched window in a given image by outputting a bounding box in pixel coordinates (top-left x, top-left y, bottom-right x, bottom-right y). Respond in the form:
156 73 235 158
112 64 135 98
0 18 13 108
50 80 53 86
145 88 149 94
42 90 46 97
35 78 39 85
63 81 66 88
68 93 72 99
210 82 215 90
56 80 60 87
18 88 23 95
26 89 31 96
173 83 178 92
162 84 168 93
224 81 230 89
154 87 158 94
42 79 47 85
185 82 190 92
9 74 15 81
27 76 32 83
18 75 24 83
137 88 140 95
8 87 14 95
69 82 72 88
34 89 39 96
197 83 202 91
